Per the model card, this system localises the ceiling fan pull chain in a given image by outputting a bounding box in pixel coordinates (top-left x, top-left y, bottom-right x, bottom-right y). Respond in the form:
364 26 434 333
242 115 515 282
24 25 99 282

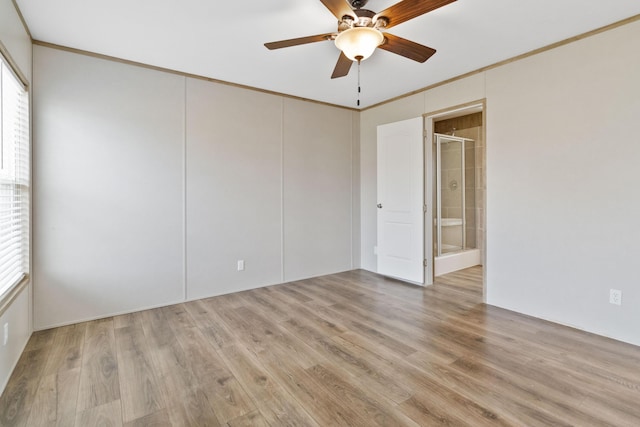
357 58 361 107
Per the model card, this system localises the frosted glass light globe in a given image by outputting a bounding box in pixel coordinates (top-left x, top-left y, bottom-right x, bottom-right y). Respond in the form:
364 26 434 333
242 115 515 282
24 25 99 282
335 27 384 61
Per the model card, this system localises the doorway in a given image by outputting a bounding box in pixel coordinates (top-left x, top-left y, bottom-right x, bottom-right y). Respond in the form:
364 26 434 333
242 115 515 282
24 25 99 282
425 102 486 295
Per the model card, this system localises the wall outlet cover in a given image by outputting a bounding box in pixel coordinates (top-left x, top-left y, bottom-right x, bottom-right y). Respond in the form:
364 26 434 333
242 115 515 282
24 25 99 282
609 289 622 306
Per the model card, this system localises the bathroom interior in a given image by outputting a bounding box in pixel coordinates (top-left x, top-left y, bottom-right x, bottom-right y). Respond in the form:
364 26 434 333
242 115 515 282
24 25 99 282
433 111 485 276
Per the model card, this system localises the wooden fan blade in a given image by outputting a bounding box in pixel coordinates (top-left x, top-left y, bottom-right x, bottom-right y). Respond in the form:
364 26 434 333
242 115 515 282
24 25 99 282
378 33 436 63
331 52 353 79
320 0 356 21
265 33 335 50
375 0 456 29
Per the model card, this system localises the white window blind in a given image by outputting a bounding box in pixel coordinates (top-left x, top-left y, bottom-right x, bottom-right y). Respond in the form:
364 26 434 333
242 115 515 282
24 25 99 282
0 56 29 297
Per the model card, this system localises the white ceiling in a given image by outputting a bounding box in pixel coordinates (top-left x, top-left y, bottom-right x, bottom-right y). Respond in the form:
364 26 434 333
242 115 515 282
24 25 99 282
16 0 640 108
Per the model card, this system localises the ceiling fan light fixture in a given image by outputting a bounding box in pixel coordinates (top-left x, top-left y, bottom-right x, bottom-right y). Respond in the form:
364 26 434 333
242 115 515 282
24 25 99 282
334 27 384 61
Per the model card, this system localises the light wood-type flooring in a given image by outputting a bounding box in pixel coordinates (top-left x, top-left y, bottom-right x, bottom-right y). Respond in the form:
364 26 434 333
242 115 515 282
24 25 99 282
2 266 640 426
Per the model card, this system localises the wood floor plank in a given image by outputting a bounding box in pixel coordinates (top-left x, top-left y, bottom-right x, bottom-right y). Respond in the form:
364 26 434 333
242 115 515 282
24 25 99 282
23 372 57 426
281 316 412 404
226 410 270 427
322 308 451 364
411 359 572 427
139 308 174 349
209 305 270 354
204 291 247 310
313 300 420 357
166 389 223 427
219 344 320 427
270 282 313 303
579 395 640 427
123 409 172 427
0 345 52 426
114 322 165 423
527 357 640 424
305 363 421 427
75 400 123 427
172 325 231 380
173 326 255 424
43 323 86 376
161 304 196 331
445 357 610 426
24 328 57 352
239 288 291 322
260 358 366 426
235 306 322 369
77 318 120 412
283 301 350 339
542 351 640 398
140 307 228 425
312 298 452 354
113 312 142 330
330 332 509 426
24 367 81 426
183 299 236 349
199 374 254 425
4 265 640 426
146 334 195 400
139 307 200 404
280 277 347 307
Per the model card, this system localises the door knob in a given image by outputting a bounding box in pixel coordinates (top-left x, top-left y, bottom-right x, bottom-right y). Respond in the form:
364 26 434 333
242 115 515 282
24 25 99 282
377 203 383 209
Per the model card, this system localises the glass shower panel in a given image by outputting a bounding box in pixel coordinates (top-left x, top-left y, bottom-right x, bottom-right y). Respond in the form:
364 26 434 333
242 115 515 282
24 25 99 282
438 137 464 254
465 140 476 250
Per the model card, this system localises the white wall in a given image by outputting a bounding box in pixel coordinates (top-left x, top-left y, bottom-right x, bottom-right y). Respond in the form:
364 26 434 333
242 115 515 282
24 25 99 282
283 99 355 280
185 79 282 299
484 19 640 345
360 19 640 346
0 0 32 394
33 47 186 328
33 45 359 329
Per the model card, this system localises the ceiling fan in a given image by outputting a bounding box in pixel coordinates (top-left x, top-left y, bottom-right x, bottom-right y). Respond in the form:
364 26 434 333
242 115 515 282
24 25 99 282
265 0 456 79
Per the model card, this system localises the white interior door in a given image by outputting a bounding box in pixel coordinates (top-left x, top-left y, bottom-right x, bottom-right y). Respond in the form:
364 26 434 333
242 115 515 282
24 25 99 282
377 117 424 284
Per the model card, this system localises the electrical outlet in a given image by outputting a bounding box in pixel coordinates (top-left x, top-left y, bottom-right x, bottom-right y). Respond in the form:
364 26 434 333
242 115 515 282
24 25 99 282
237 260 245 271
609 289 622 306
3 323 8 346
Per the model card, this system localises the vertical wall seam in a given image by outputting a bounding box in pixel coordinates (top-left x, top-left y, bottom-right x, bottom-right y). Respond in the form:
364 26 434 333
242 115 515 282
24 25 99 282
280 97 285 283
350 112 354 270
182 76 187 301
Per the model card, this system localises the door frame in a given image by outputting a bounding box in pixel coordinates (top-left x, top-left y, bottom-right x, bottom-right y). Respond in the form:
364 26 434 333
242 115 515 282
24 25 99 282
424 99 487 301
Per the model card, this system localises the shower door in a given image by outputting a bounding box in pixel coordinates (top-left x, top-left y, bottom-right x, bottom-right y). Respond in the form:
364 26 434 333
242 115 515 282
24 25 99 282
435 134 466 256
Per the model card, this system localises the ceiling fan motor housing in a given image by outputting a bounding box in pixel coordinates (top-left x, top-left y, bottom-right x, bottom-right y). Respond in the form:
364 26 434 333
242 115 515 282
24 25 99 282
341 9 379 30
350 0 369 9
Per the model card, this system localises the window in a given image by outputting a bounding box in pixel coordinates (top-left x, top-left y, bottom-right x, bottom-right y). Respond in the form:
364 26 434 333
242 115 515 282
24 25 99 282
0 55 29 297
